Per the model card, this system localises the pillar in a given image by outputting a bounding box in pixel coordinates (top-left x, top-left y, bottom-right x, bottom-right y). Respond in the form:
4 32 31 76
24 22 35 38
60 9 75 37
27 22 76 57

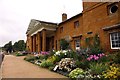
33 35 36 52
30 36 33 52
42 29 46 51
37 32 41 52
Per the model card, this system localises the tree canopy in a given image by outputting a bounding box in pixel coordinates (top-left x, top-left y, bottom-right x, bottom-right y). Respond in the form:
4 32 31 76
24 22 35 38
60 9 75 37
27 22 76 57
3 40 26 53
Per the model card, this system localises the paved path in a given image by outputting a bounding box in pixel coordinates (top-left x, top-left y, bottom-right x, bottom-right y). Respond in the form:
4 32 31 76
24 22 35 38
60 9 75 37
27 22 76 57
2 55 67 78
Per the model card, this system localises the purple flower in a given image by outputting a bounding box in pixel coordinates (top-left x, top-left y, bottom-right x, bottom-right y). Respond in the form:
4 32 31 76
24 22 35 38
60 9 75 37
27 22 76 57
41 51 49 55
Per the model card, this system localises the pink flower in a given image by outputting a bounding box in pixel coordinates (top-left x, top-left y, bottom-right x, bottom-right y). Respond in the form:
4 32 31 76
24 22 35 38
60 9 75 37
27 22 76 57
93 55 97 58
87 57 91 61
102 53 105 56
94 56 99 60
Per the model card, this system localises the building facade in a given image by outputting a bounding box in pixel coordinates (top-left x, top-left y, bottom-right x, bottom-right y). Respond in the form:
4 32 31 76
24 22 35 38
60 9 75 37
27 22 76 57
26 2 120 52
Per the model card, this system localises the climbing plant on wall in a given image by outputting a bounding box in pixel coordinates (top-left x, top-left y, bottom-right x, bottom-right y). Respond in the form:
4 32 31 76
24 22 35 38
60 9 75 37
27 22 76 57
85 34 103 55
60 39 69 50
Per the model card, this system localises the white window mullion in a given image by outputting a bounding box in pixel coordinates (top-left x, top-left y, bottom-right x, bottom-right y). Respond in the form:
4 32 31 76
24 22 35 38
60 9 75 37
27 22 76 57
110 32 120 49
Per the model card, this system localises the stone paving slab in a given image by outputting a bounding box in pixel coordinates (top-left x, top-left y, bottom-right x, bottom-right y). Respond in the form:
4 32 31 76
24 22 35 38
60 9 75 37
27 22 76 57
2 55 67 78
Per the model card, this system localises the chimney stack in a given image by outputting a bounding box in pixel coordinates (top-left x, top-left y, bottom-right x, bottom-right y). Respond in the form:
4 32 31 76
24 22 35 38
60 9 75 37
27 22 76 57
62 13 67 22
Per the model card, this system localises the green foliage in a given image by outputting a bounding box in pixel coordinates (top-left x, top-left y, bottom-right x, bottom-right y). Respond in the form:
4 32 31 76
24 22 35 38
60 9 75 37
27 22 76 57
112 51 120 64
103 64 120 79
4 41 13 53
13 40 26 51
24 55 36 62
66 51 77 59
75 59 89 70
85 34 103 55
89 63 108 75
48 66 55 71
60 39 69 50
40 61 54 68
85 37 93 46
69 68 84 78
15 52 25 56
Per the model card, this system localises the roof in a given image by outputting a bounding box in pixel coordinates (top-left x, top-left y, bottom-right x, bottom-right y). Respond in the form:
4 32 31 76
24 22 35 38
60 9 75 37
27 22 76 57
58 13 83 25
26 19 58 34
35 19 58 25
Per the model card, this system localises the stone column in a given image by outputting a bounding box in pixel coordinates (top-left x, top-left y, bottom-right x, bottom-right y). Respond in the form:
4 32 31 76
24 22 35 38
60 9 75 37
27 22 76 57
30 36 33 52
42 29 46 51
33 35 36 52
37 32 41 52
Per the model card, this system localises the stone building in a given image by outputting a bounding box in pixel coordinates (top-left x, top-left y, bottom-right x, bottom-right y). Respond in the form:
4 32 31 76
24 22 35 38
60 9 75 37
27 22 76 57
26 2 120 52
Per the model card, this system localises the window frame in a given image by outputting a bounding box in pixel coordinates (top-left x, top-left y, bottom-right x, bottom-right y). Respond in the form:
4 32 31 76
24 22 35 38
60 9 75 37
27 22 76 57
110 32 120 49
74 20 79 28
60 27 63 33
107 3 118 15
75 39 80 50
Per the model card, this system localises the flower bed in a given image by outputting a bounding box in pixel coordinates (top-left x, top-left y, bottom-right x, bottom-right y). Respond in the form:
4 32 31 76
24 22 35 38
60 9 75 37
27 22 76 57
24 50 120 79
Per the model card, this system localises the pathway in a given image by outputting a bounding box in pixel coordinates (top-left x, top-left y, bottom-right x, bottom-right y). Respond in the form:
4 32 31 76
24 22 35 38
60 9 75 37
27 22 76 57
1 55 67 78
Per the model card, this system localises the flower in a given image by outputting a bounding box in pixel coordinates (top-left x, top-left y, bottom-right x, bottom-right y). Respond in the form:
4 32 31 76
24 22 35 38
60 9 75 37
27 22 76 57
87 57 91 61
41 51 49 55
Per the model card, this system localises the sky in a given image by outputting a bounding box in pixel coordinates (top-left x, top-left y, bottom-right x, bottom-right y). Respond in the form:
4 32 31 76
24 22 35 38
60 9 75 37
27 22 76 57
0 0 83 47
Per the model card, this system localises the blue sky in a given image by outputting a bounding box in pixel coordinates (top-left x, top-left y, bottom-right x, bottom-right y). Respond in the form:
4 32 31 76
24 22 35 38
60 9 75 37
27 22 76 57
0 0 83 46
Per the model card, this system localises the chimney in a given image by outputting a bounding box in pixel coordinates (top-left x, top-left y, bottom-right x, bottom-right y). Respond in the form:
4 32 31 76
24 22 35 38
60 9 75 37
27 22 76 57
62 13 67 21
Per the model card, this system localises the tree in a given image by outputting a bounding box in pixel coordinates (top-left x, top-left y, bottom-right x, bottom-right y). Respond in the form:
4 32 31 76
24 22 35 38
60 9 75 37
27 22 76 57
4 41 13 53
13 40 26 51
13 42 19 51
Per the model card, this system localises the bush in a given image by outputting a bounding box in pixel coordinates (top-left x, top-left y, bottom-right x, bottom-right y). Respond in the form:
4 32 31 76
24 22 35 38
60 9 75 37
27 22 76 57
58 58 76 72
60 39 69 50
103 64 120 79
89 63 108 75
16 53 24 56
75 59 89 70
40 61 54 68
48 66 55 71
24 55 36 62
69 68 84 78
112 51 120 64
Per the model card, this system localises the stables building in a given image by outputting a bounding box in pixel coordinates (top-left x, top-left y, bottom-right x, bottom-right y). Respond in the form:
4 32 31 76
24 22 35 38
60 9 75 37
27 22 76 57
26 2 120 52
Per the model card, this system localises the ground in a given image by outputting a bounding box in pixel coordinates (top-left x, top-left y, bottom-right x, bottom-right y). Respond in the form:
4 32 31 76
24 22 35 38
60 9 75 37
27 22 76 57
1 55 67 78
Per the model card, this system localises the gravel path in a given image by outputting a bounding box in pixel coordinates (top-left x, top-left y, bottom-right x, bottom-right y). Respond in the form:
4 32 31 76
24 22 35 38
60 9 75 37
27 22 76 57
2 55 67 78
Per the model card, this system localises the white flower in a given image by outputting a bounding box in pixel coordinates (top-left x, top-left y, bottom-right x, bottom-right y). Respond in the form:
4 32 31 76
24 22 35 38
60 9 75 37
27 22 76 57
62 50 68 53
55 51 61 55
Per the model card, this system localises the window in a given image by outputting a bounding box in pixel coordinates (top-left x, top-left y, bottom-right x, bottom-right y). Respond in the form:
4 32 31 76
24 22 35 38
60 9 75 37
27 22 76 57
108 3 118 15
110 5 118 14
60 27 63 33
75 39 80 50
110 32 120 49
74 21 79 28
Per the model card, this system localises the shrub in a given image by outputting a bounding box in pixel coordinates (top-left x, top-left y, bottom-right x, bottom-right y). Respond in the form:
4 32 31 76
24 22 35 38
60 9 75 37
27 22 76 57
89 63 108 75
112 51 120 64
40 61 54 68
69 68 84 78
103 64 120 79
16 53 24 56
75 59 89 70
24 55 36 62
58 58 76 72
48 66 55 71
60 39 69 50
